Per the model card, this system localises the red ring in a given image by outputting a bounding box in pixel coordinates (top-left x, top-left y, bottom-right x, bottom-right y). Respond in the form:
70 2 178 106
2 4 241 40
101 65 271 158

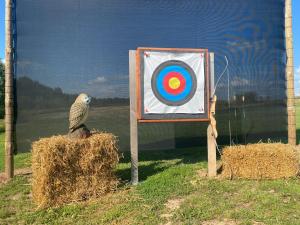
163 72 186 95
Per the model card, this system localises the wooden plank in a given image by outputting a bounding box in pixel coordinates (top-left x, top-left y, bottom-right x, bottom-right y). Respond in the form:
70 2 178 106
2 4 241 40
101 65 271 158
5 0 14 179
135 50 142 119
138 118 210 123
207 124 217 177
137 47 208 53
209 53 214 96
129 50 138 185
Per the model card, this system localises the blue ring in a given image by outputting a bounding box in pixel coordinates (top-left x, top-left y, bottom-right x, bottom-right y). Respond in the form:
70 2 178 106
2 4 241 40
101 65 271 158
156 65 192 102
151 60 197 106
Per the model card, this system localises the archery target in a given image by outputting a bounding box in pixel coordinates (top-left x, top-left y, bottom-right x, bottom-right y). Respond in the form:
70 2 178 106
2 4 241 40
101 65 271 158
151 60 197 106
143 51 205 114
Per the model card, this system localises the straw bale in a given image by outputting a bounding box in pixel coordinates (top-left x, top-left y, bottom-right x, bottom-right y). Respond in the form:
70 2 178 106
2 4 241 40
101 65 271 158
32 132 120 208
221 143 299 179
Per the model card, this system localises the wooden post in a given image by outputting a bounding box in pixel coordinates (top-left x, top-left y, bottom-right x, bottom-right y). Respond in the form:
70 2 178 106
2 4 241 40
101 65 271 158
285 0 296 145
5 0 14 179
207 124 217 177
129 50 138 185
207 52 217 177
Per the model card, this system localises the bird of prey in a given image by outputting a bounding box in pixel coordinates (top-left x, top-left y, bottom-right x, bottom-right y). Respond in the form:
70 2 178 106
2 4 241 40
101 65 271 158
69 93 91 132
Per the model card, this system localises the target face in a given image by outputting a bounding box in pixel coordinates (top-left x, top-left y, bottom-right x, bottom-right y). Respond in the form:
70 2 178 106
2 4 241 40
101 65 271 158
151 60 197 106
137 48 210 121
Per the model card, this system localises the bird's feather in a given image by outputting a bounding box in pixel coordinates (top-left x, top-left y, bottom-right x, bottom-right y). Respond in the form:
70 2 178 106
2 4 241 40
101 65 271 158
69 102 89 130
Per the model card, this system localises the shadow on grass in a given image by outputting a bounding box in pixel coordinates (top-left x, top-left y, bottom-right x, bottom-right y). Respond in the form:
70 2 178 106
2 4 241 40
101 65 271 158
116 147 209 182
116 162 169 182
120 147 208 164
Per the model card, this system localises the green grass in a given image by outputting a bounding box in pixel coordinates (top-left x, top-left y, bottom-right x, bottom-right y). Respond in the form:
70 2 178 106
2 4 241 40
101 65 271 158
0 123 31 171
1 150 300 225
0 106 300 224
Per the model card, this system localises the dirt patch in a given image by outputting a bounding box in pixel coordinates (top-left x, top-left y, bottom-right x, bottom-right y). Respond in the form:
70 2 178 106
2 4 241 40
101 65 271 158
190 169 208 186
10 192 22 200
164 198 184 211
0 173 7 185
0 167 32 186
164 222 172 225
202 219 238 225
238 202 252 209
221 143 299 179
15 167 32 176
252 222 265 225
160 213 173 219
197 169 208 178
160 198 185 225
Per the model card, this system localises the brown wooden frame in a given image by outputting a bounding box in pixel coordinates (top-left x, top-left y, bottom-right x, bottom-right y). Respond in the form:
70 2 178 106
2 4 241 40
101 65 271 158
136 47 211 123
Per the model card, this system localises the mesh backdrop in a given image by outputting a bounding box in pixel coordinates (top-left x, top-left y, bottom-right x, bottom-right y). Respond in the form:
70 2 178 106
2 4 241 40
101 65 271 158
14 0 287 152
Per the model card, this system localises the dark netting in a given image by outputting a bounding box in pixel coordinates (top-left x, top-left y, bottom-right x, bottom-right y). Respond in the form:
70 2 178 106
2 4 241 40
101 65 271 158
14 0 287 152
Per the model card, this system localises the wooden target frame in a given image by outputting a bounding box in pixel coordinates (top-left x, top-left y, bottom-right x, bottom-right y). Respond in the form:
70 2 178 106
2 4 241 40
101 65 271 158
129 48 217 185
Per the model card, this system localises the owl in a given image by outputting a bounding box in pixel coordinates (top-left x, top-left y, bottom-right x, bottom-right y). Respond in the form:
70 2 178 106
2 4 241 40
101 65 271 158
69 93 91 132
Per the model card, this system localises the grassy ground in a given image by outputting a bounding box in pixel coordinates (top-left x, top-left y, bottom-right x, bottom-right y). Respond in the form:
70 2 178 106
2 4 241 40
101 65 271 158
0 109 300 224
0 118 31 171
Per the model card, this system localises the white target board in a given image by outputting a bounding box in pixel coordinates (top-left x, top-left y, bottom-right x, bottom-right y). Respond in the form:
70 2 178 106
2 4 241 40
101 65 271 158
136 48 210 121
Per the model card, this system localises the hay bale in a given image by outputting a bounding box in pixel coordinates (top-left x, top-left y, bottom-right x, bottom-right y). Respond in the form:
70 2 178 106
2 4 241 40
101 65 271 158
221 143 299 179
32 132 120 208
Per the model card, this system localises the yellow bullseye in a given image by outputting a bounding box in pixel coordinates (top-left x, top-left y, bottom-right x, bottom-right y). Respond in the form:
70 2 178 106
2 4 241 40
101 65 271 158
169 77 181 89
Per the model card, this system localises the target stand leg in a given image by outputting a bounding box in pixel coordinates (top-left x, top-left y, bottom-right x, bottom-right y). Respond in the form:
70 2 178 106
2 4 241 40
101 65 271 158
129 50 139 185
207 124 217 177
130 107 138 185
130 113 138 185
